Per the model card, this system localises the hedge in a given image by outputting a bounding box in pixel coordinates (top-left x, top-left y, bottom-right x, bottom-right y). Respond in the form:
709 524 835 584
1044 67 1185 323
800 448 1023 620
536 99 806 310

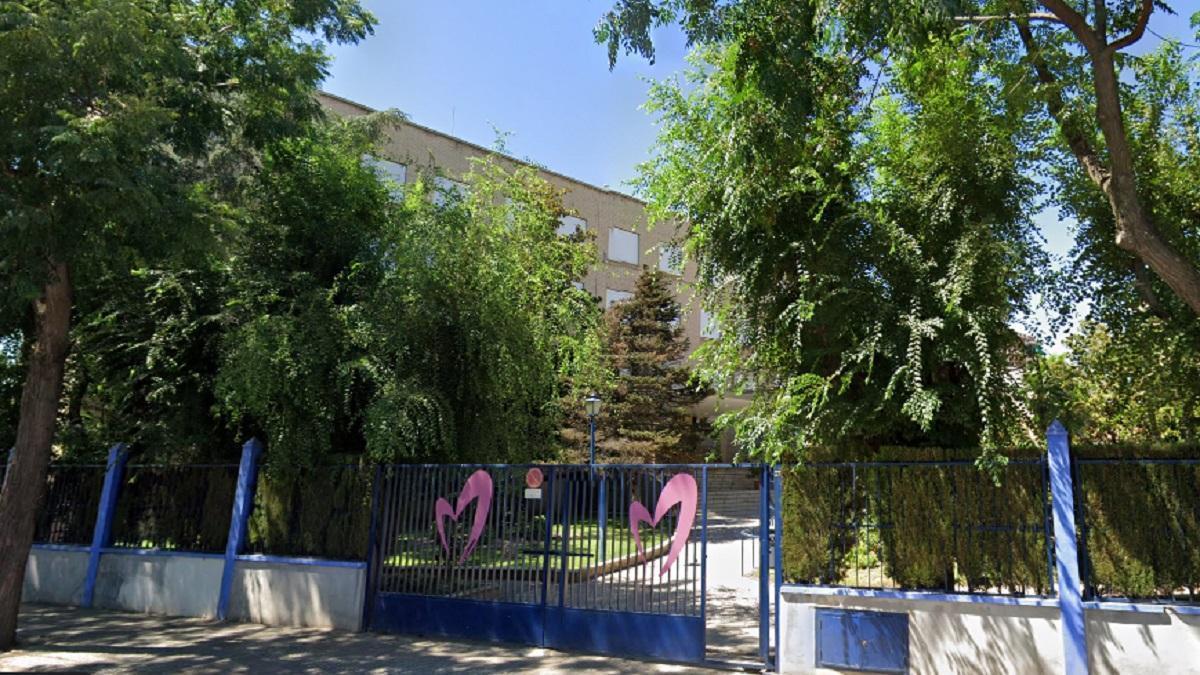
782 444 1200 598
246 464 374 560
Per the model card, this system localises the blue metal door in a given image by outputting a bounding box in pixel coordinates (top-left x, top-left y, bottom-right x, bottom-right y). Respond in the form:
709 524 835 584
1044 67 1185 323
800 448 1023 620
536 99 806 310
364 464 710 664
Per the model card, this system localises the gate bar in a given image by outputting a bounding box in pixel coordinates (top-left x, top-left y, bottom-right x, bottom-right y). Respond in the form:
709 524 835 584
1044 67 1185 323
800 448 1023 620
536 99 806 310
759 463 771 664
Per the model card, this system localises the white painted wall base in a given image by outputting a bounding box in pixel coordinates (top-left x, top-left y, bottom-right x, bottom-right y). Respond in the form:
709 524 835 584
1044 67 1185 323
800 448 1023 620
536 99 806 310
94 552 225 619
227 560 365 631
22 548 88 606
22 548 366 633
780 588 1200 675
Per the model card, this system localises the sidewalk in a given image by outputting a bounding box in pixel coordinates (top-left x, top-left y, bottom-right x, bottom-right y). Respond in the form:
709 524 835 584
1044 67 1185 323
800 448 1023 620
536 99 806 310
2 604 718 674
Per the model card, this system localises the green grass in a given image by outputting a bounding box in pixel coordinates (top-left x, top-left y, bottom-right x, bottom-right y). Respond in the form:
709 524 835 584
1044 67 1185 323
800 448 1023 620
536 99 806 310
385 520 657 571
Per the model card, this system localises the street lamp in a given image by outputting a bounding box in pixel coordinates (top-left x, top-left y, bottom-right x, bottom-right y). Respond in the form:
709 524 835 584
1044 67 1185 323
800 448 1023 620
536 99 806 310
585 392 601 468
584 393 606 562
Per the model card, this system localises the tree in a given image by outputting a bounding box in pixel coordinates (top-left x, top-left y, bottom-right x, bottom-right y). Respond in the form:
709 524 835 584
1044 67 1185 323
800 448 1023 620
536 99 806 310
0 0 372 649
1024 321 1200 443
21 115 605 468
597 0 1200 317
590 268 706 463
215 128 603 466
608 25 1045 460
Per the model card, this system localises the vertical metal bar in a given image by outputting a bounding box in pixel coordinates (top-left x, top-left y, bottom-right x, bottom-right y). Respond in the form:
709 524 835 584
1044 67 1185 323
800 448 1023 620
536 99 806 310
759 463 770 665
1048 421 1089 675
559 472 572 608
1072 456 1092 600
407 466 423 596
700 465 708 647
623 467 631 611
773 465 783 671
432 465 447 596
410 466 423 597
598 472 607 565
217 438 263 621
82 443 130 608
540 467 555 608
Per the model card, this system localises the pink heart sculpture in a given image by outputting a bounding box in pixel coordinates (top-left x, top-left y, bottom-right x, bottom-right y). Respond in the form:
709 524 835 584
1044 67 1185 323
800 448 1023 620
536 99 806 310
434 469 494 564
630 473 698 577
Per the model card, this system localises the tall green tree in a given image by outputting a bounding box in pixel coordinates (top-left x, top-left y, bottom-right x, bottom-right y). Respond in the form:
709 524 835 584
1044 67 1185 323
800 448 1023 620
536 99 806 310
598 0 1200 317
595 268 706 462
620 33 1044 460
0 0 372 649
215 129 603 466
598 0 1200 456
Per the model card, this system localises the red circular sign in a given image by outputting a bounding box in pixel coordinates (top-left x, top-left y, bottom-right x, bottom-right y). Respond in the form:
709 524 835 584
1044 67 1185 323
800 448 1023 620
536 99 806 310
525 467 544 489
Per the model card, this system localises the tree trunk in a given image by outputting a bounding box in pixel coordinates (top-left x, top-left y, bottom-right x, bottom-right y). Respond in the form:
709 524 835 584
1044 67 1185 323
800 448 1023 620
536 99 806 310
0 262 72 652
1088 53 1200 317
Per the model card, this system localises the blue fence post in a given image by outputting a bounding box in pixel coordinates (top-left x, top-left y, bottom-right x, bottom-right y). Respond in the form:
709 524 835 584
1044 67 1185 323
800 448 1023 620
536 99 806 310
1048 420 1089 675
216 438 263 621
759 463 771 666
81 442 130 608
773 465 783 673
699 465 708 643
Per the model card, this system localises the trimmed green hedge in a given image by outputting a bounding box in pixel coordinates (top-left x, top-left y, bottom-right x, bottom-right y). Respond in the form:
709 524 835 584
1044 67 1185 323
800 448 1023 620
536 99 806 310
782 444 1200 598
246 465 373 560
1077 461 1200 598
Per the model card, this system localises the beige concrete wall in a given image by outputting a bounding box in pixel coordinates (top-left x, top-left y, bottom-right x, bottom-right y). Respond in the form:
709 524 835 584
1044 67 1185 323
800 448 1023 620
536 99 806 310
228 560 365 631
781 590 1200 675
319 92 706 353
23 547 88 606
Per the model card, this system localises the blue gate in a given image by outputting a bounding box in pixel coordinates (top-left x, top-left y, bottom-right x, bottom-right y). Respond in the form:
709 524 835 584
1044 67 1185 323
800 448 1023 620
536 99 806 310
365 464 712 663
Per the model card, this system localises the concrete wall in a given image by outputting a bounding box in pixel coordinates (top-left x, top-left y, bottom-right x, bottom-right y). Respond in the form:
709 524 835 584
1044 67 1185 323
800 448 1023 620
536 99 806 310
23 547 89 606
227 560 365 631
780 589 1200 675
92 552 225 619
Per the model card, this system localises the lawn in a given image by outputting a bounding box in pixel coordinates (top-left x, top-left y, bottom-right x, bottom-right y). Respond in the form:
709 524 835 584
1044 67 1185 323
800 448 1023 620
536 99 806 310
384 519 663 572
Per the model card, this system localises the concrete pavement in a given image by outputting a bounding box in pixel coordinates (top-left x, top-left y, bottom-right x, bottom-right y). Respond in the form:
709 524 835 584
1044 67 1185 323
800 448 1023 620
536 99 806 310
2 604 721 674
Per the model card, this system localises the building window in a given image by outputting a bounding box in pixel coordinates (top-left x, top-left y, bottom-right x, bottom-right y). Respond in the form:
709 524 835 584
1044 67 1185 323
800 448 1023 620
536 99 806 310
606 289 633 309
557 215 587 237
701 309 721 339
608 228 639 265
364 156 407 198
659 244 683 275
432 176 467 206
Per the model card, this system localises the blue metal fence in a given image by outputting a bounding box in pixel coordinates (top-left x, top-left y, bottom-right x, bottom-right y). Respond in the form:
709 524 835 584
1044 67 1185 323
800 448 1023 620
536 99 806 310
366 463 711 663
779 458 1054 596
1074 457 1200 603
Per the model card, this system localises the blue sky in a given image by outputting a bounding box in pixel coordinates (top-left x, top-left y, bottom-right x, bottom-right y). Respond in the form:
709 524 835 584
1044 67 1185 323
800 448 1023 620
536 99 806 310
323 3 1197 344
324 1 688 193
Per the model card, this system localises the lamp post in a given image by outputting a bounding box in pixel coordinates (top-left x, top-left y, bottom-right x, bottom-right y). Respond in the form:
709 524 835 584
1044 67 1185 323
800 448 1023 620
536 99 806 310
585 393 601 470
584 393 605 562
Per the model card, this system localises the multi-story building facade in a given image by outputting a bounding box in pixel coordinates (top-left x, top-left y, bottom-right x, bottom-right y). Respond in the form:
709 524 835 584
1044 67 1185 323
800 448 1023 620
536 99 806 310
319 92 742 457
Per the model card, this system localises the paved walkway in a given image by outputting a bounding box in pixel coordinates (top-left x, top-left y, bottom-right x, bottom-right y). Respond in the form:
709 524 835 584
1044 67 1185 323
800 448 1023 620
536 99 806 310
702 489 769 661
2 605 721 674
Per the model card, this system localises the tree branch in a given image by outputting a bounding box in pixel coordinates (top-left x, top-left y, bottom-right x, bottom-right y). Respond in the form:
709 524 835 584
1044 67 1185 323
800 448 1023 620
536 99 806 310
1106 0 1153 53
1015 22 1110 188
953 13 1065 25
1037 0 1104 53
1132 260 1170 318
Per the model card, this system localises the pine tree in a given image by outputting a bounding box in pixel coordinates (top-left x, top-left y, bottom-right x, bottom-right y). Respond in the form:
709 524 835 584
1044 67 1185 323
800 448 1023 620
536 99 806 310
599 268 707 462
